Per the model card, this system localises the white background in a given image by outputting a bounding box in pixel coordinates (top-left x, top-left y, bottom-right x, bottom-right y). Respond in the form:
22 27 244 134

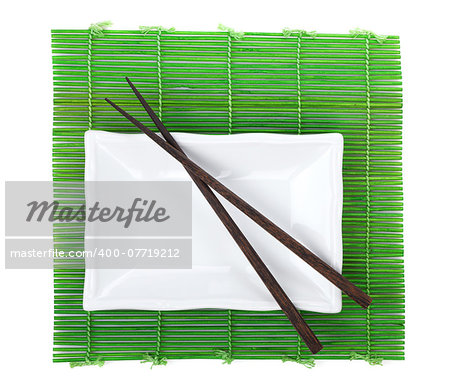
1 0 449 387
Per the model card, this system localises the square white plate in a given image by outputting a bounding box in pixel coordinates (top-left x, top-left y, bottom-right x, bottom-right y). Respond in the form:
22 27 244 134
83 131 343 313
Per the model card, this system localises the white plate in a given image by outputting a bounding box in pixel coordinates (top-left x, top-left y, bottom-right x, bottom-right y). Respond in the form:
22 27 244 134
83 131 343 313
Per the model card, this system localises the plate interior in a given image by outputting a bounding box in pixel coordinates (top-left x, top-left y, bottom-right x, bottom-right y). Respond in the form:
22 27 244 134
83 131 343 313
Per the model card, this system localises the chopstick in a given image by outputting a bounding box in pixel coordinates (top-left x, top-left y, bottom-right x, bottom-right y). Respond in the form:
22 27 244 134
105 87 371 309
120 79 323 354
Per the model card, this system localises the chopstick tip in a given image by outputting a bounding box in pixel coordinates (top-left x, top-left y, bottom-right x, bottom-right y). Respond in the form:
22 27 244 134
311 343 324 354
365 295 373 308
105 98 116 109
125 77 134 88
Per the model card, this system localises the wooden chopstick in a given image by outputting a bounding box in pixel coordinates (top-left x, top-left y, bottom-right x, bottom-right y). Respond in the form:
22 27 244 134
105 90 372 309
120 78 323 354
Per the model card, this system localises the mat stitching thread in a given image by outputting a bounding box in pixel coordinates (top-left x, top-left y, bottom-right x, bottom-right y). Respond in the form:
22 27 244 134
156 29 163 119
282 29 317 38
75 22 112 368
225 28 233 359
363 34 373 360
296 34 302 135
85 312 93 362
140 26 171 118
218 24 244 40
155 30 165 363
75 25 94 368
282 29 316 134
85 22 111 132
295 33 302 356
227 310 233 359
140 26 175 35
140 311 167 368
351 28 388 44
87 29 93 131
226 32 233 134
137 25 171 368
70 312 104 367
155 311 163 359
296 334 303 361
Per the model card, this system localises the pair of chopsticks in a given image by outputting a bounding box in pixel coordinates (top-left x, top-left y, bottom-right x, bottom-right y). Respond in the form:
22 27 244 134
105 77 372 354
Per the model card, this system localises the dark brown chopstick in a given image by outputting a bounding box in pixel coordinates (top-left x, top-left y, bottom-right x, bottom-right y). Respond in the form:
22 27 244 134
121 79 322 354
105 93 372 309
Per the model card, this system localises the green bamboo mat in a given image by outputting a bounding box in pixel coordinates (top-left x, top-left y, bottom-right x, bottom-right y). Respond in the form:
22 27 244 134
51 26 404 366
